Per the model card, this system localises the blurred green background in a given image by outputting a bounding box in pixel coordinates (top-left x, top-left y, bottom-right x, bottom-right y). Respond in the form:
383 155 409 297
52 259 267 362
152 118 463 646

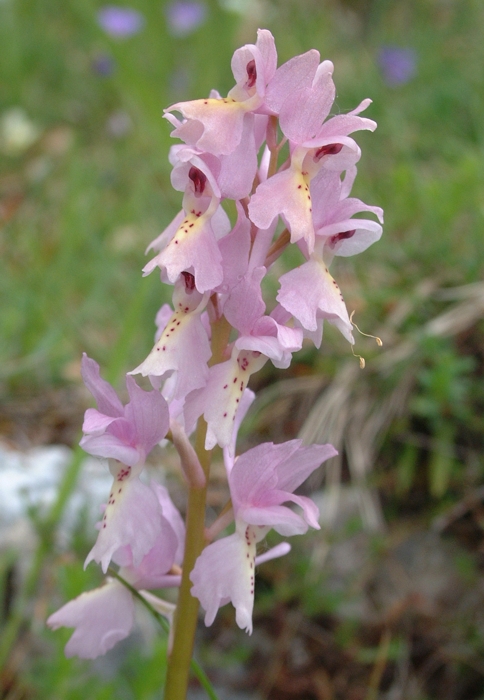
1 0 484 698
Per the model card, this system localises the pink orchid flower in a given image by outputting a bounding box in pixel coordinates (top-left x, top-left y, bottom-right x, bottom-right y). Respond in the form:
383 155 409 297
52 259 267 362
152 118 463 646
164 29 277 156
131 273 211 402
47 483 184 659
80 354 170 572
276 168 383 346
249 98 376 254
143 158 231 293
190 440 337 633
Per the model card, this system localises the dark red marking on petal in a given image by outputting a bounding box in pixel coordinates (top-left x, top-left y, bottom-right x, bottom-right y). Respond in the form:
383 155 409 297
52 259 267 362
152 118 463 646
188 166 207 195
329 230 356 248
246 59 257 88
181 271 196 291
314 143 344 161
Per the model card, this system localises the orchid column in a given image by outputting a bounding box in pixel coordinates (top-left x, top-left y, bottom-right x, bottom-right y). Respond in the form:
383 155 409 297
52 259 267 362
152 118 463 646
47 29 383 700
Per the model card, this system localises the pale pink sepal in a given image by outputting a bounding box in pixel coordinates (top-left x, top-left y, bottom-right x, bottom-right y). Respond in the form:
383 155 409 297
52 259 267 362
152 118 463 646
47 580 134 659
190 528 260 634
277 258 355 343
85 475 164 573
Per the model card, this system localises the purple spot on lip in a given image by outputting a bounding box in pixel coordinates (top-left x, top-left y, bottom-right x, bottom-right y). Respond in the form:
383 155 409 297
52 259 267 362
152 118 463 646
98 6 145 38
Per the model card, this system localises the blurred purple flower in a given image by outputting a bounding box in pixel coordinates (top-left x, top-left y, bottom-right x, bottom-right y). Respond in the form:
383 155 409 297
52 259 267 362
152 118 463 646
97 6 145 37
91 53 115 76
165 1 207 37
378 46 417 87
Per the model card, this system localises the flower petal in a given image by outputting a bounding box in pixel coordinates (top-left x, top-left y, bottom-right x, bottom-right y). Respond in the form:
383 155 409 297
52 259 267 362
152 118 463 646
85 476 164 573
190 529 258 633
81 354 124 417
47 580 134 659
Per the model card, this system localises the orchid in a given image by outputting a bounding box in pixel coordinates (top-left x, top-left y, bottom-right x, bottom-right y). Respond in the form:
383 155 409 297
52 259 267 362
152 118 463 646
48 29 383 699
191 440 337 633
248 100 377 253
79 354 170 571
165 29 277 156
47 483 183 658
131 274 211 402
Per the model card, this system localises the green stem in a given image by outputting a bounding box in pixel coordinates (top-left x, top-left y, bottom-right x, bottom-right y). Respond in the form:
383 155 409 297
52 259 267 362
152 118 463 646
164 314 230 699
163 419 210 700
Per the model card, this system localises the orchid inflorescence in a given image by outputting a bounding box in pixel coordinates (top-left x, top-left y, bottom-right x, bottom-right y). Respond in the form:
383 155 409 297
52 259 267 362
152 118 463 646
47 28 383 689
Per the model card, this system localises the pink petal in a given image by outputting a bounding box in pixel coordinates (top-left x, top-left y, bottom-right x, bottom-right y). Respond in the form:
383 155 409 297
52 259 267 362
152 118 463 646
223 266 266 335
125 376 169 455
255 28 277 85
272 442 338 495
146 210 185 255
131 310 210 401
151 481 186 565
277 259 354 343
217 114 258 199
185 350 267 450
264 50 320 115
230 441 300 508
223 388 256 472
216 203 251 295
81 354 124 417
82 408 117 435
238 504 309 536
279 61 335 142
165 98 250 155
79 429 139 466
190 527 260 634
85 476 164 573
122 514 179 589
249 167 315 251
47 580 134 659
